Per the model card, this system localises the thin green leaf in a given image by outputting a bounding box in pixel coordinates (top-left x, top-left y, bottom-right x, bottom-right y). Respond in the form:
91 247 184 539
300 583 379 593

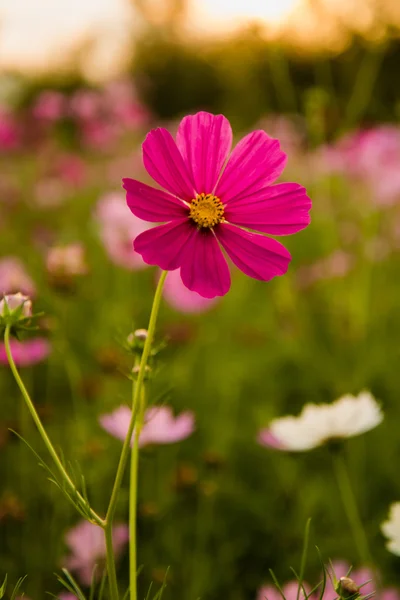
289 567 308 600
0 575 7 598
145 582 154 600
297 518 311 600
10 575 28 600
55 568 87 600
315 547 327 600
152 567 170 600
121 585 130 600
268 569 286 600
98 570 107 600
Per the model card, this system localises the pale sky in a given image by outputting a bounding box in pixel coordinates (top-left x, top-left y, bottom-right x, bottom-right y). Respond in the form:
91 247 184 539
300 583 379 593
0 0 299 78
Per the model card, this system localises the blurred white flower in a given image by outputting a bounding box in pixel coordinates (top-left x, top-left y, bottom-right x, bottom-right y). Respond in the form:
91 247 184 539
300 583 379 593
258 391 383 451
381 503 400 556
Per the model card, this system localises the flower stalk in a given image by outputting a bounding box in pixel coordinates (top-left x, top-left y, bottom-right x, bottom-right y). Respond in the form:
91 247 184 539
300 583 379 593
4 324 104 527
104 270 167 600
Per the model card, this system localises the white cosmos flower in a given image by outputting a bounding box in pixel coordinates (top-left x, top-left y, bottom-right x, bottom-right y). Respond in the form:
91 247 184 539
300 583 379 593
381 503 400 556
258 391 383 451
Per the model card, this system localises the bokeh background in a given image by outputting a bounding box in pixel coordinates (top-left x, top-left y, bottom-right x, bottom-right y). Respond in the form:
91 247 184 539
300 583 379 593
1 0 400 598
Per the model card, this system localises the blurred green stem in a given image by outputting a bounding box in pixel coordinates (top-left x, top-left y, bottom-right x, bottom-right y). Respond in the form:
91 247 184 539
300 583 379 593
3 324 104 527
104 270 167 600
332 452 372 566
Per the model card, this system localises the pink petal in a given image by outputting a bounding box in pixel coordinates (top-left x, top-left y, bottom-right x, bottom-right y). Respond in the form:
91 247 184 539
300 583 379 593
123 178 188 222
134 219 195 270
215 130 286 203
142 128 195 200
225 183 311 235
180 230 231 298
215 223 291 281
257 429 285 449
176 112 232 194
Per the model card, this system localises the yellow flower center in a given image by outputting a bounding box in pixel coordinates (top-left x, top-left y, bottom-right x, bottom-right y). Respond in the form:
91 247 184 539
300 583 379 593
189 193 224 228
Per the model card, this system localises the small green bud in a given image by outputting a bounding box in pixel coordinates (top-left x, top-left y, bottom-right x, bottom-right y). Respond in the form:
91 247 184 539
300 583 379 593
126 329 149 357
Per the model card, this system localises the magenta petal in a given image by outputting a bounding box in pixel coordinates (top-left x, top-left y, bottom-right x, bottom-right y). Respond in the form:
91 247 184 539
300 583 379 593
123 178 188 222
216 223 291 281
225 183 311 235
134 219 195 270
180 230 231 298
142 128 195 200
176 112 232 194
215 130 286 203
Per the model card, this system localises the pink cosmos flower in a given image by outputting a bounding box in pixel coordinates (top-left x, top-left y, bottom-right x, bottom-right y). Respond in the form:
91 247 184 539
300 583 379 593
58 594 78 600
100 405 195 447
163 269 218 313
64 520 128 585
0 338 51 367
0 257 36 296
123 111 311 298
95 192 150 270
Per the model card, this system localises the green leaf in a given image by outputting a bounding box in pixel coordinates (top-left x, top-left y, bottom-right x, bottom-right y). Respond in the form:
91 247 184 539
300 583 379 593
10 575 28 600
0 575 7 598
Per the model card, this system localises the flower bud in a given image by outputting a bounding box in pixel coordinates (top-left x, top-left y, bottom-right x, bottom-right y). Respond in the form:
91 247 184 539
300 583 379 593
0 293 32 318
126 329 148 353
335 577 360 599
0 293 33 334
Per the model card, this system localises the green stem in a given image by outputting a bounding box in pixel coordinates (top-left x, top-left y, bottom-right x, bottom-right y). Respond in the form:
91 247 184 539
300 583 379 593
4 325 104 527
130 385 146 600
104 523 120 600
332 452 372 566
104 270 167 597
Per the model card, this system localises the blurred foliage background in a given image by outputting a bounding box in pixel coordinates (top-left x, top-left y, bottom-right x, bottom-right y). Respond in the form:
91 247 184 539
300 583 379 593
1 0 400 598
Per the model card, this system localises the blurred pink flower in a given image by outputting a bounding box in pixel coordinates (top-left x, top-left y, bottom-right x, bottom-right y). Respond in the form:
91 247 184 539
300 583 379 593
46 244 88 277
100 405 195 447
322 126 400 206
58 594 78 600
68 89 102 120
64 520 128 585
103 80 150 130
163 269 218 313
0 257 36 296
95 192 150 270
32 91 65 121
257 581 305 600
0 338 51 366
297 250 353 288
55 155 87 187
0 108 20 150
81 119 120 149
